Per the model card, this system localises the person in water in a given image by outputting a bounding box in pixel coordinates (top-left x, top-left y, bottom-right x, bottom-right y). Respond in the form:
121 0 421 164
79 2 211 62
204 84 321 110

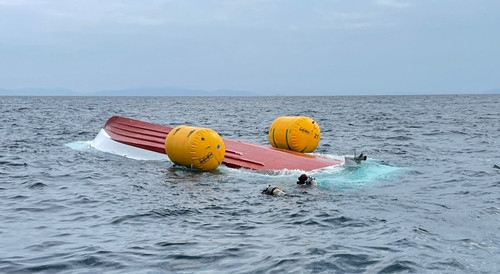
297 173 317 187
262 185 286 196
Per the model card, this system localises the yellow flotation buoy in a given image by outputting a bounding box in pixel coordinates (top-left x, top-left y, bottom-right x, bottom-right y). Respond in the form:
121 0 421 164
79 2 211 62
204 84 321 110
165 125 225 171
268 116 321 153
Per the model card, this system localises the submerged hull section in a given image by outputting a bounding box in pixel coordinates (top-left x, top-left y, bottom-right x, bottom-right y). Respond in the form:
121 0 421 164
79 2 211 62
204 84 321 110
92 116 342 171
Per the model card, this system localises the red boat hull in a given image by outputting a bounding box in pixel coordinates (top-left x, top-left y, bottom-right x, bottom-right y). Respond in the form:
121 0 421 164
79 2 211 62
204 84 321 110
99 116 342 171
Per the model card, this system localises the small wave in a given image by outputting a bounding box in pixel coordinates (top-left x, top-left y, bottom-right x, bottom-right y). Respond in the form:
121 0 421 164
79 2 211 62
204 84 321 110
377 259 419 273
428 258 466 272
0 160 28 167
386 135 413 141
15 254 127 273
26 241 68 252
27 182 47 189
155 241 198 247
111 208 201 224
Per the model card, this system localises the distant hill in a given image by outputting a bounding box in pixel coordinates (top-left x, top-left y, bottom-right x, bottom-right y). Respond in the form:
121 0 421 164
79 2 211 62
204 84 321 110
2 87 498 96
0 87 259 96
93 87 259 96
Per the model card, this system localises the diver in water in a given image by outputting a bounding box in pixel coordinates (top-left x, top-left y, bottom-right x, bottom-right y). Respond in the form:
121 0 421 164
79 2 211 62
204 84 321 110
296 173 317 187
262 185 286 196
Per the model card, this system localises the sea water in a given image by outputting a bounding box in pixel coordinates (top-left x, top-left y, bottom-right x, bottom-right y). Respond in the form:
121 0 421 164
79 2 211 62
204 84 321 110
1 95 499 273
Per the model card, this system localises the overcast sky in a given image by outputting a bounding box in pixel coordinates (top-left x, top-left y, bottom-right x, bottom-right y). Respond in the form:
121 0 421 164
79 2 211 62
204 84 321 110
0 0 498 95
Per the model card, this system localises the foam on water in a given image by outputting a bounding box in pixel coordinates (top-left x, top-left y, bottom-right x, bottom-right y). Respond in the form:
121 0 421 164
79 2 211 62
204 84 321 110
215 155 404 194
317 159 404 190
64 141 92 151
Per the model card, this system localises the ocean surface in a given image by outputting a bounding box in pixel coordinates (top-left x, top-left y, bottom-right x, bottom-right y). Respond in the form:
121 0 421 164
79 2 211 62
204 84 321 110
1 95 499 273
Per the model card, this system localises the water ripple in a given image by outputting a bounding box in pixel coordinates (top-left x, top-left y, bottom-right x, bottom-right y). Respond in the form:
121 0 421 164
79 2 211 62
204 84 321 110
1 95 499 273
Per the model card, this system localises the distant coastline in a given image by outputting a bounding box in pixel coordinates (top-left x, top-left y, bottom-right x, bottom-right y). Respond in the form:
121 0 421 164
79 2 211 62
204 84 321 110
1 87 499 96
0 87 258 96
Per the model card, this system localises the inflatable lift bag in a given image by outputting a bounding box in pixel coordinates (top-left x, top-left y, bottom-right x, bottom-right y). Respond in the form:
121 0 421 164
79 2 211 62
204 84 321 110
268 116 321 153
165 125 225 171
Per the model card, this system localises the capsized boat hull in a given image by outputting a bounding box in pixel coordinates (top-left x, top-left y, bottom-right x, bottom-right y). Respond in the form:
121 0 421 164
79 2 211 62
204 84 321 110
91 116 342 171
